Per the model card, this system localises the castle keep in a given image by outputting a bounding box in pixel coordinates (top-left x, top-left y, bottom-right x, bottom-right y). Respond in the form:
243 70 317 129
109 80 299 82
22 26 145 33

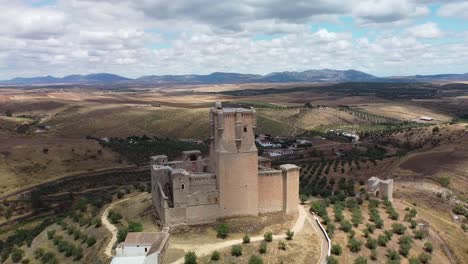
151 102 300 226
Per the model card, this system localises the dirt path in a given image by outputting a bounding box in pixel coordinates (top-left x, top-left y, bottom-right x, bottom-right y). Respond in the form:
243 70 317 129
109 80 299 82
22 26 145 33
101 196 134 257
170 204 326 264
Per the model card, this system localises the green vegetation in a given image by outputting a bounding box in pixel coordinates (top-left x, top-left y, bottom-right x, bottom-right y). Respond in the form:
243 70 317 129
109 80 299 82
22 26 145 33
348 237 363 252
108 210 123 224
436 176 451 188
331 244 342 255
248 255 264 264
243 235 251 244
327 256 339 264
259 241 267 254
263 231 273 242
211 251 220 261
184 251 197 264
101 136 208 166
392 223 407 235
418 252 432 264
216 223 229 239
354 256 368 264
0 218 54 262
286 229 294 240
278 240 286 251
424 242 433 253
127 221 143 232
231 245 242 257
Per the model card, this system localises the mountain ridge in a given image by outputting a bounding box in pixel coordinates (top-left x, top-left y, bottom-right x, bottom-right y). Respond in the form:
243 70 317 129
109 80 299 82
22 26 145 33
1 70 468 85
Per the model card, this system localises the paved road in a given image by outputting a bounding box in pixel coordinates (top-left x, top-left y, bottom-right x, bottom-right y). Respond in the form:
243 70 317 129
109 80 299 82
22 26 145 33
170 204 327 264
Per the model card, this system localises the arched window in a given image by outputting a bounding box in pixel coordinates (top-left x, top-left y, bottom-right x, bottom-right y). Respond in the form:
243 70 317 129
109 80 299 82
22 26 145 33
145 248 147 252
181 184 185 190
190 154 197 161
243 126 248 132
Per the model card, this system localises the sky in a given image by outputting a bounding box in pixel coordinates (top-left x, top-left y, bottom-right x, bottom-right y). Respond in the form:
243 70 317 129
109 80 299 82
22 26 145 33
1 0 468 79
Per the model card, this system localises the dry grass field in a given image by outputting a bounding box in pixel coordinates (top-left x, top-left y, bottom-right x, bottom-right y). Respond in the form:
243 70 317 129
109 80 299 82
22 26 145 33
360 103 452 123
0 136 130 195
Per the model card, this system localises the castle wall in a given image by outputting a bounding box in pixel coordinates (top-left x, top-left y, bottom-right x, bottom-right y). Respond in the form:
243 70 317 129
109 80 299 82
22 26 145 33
281 164 300 215
153 183 168 224
258 170 284 214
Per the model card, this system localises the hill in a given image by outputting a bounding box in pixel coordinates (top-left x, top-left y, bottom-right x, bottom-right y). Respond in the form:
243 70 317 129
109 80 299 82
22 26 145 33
3 70 468 86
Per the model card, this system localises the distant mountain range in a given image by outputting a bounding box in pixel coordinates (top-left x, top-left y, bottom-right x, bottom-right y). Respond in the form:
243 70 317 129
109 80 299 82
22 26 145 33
1 70 467 85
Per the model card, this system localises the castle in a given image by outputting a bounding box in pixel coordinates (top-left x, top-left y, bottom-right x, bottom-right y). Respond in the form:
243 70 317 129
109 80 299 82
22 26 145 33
367 176 394 201
150 102 300 226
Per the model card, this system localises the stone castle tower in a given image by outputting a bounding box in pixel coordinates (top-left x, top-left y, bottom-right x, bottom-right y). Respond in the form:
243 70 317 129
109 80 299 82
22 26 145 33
209 102 259 217
150 102 299 226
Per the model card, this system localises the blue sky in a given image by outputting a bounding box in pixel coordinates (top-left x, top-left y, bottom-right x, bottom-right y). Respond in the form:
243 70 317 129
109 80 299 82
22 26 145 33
0 0 467 79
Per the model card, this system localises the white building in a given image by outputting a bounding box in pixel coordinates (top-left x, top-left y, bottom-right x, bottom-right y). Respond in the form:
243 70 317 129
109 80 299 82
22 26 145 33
111 232 169 264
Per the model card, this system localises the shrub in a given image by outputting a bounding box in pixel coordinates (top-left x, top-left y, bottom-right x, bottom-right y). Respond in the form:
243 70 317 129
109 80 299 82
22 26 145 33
40 252 57 264
34 248 45 259
424 242 433 253
387 249 401 261
418 252 431 264
264 231 273 242
326 223 335 238
259 241 267 254
117 192 125 199
351 208 363 227
437 176 450 188
128 221 143 232
248 255 264 264
300 194 308 205
409 220 418 229
86 236 96 247
326 256 339 264
47 230 56 240
392 223 407 235
399 242 412 257
184 251 197 264
413 229 428 240
278 240 286 250
354 256 367 264
117 228 128 243
348 237 362 252
370 249 377 260
286 229 294 240
331 244 342 255
243 235 250 244
21 259 30 264
216 224 229 239
231 245 242 257
399 235 413 245
366 223 375 233
340 220 352 232
409 257 422 264
366 237 377 249
210 251 220 261
94 219 102 228
108 210 122 224
377 234 389 247
11 248 24 263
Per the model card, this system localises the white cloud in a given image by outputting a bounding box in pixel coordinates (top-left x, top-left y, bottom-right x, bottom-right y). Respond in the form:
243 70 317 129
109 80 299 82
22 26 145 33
438 1 468 19
406 22 444 38
0 0 467 79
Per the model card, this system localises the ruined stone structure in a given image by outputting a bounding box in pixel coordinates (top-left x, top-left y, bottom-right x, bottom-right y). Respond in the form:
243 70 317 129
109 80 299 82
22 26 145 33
367 176 394 201
151 102 300 226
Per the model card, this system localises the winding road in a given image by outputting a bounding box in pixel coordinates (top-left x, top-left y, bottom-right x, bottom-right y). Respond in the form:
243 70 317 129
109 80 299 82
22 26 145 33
101 200 329 263
101 196 134 258
170 205 329 264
